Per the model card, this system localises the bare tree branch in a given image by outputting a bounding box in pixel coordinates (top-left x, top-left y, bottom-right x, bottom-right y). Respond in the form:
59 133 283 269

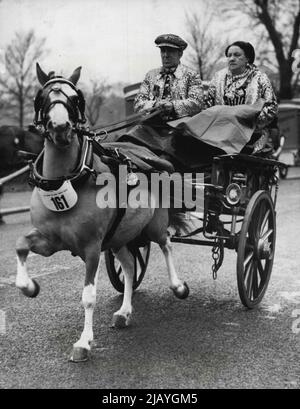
185 7 229 80
0 30 47 127
288 2 300 59
84 80 111 127
217 0 300 98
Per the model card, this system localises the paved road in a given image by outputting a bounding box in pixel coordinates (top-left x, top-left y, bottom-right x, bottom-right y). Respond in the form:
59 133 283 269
0 169 300 389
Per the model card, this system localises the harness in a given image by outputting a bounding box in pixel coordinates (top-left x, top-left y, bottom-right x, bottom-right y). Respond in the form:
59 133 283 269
29 76 164 248
29 132 138 245
29 133 95 191
34 77 86 128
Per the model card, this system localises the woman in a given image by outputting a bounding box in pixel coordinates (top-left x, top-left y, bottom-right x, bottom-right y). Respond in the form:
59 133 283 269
205 41 278 153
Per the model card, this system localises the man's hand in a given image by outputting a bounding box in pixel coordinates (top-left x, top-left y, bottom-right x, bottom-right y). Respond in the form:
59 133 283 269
157 100 174 114
154 100 174 121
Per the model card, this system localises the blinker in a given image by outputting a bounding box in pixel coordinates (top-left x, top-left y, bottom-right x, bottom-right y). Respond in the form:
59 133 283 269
34 78 87 127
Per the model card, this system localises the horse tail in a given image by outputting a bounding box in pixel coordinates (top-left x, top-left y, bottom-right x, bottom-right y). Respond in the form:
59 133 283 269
168 210 196 236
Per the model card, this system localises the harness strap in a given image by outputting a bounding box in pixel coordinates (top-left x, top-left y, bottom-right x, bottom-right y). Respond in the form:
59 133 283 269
101 163 130 248
101 208 126 249
29 133 95 191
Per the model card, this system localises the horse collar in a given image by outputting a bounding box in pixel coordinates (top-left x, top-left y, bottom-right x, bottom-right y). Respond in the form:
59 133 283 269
29 134 95 191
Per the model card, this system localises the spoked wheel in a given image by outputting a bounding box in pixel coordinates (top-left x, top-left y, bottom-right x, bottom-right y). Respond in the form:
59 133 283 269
105 242 151 293
237 190 276 308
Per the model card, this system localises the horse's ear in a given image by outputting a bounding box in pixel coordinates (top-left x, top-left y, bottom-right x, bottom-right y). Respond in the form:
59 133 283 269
68 66 81 85
36 63 49 86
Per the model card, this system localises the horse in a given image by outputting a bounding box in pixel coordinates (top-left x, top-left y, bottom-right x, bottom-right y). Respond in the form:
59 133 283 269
15 63 191 362
0 124 44 173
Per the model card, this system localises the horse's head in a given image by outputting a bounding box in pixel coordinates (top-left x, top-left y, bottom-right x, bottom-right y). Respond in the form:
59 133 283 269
34 63 86 148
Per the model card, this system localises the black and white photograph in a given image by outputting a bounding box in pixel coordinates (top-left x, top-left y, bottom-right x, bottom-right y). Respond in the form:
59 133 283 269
0 0 300 392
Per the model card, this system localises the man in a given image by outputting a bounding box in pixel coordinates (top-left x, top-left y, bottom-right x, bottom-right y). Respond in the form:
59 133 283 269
134 34 203 120
118 34 203 173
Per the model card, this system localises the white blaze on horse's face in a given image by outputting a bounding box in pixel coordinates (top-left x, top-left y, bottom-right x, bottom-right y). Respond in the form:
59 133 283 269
46 83 78 147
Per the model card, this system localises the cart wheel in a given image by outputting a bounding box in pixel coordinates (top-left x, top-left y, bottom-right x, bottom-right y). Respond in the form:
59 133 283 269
279 166 288 179
105 242 151 293
237 190 276 308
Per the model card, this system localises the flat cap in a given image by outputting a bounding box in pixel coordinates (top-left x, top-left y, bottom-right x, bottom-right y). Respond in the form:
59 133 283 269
155 34 188 50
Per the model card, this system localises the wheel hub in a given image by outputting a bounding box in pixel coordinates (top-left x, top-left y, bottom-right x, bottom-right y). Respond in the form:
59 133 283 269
257 238 271 259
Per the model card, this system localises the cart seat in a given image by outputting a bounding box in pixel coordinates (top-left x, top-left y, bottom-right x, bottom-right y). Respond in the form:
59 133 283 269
100 141 175 173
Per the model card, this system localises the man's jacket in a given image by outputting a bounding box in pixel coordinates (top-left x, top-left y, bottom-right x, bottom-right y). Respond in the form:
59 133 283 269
134 63 204 119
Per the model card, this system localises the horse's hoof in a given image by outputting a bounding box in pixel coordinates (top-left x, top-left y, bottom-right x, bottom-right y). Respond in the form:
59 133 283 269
172 281 189 299
22 279 40 298
69 347 89 363
111 313 130 329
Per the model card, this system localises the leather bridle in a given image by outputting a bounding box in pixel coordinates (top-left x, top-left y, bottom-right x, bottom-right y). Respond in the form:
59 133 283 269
34 77 86 129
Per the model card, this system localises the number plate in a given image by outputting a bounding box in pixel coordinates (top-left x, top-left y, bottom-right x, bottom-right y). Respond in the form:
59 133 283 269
38 180 78 212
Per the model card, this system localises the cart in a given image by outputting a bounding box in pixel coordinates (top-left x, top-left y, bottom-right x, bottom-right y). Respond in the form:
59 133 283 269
105 152 286 309
277 101 300 176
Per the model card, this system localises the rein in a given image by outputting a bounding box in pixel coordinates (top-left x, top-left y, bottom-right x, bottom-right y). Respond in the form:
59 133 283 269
82 107 163 139
34 75 162 139
30 77 164 190
29 73 165 248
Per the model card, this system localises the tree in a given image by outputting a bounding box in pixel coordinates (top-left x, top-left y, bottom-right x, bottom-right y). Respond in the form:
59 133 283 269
84 79 111 127
219 0 300 99
185 9 229 80
0 30 46 127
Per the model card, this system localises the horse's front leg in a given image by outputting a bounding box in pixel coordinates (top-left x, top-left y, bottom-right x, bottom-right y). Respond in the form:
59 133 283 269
111 246 134 328
70 247 101 363
16 228 56 297
160 234 189 299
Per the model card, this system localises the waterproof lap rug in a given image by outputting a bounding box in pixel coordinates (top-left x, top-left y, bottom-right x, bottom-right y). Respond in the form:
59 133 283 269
118 101 264 170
